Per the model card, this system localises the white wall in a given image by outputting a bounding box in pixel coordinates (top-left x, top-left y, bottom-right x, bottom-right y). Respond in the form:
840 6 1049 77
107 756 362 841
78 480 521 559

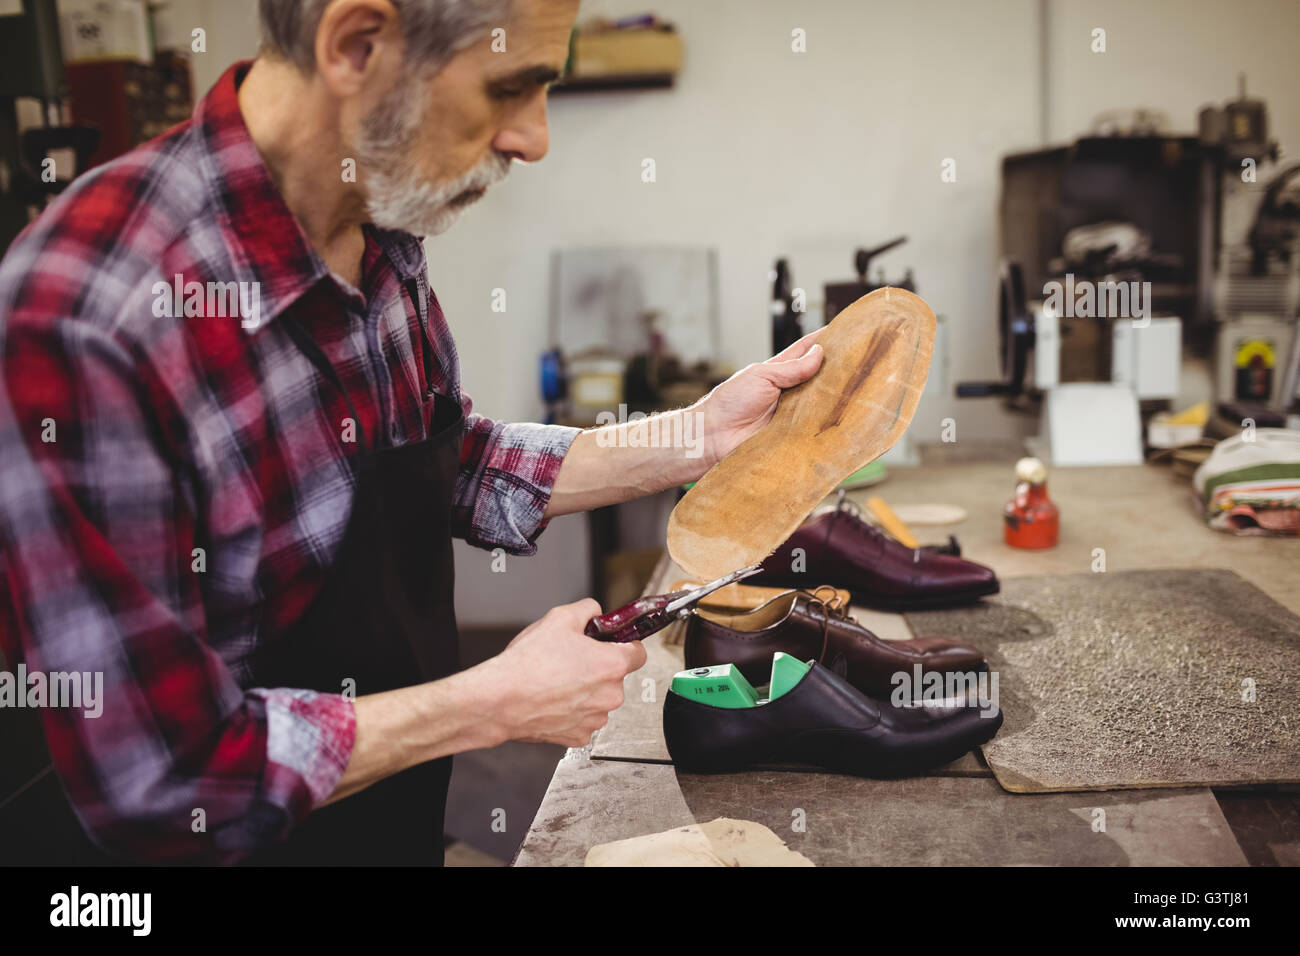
180 0 261 94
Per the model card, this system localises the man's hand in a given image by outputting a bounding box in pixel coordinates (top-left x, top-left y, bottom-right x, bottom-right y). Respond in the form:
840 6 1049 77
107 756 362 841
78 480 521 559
328 598 643 805
543 328 826 517
480 599 647 748
695 327 825 467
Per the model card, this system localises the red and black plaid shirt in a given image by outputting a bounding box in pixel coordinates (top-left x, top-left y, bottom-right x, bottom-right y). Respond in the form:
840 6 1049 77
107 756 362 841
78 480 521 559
0 61 577 863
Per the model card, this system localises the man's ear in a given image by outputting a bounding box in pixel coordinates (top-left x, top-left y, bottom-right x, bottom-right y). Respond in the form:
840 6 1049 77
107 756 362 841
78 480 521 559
313 0 404 96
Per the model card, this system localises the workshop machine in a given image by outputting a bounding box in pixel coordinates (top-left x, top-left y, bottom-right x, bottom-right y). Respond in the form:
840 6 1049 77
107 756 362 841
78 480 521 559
957 258 1179 466
770 238 915 357
962 82 1300 465
822 236 915 325
961 140 1189 466
1199 78 1300 427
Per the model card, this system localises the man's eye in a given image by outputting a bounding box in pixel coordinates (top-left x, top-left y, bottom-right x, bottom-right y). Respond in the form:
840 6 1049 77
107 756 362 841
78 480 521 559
493 86 525 100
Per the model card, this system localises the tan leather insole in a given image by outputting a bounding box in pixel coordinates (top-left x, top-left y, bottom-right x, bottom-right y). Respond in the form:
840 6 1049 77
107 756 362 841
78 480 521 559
669 580 851 615
668 287 935 581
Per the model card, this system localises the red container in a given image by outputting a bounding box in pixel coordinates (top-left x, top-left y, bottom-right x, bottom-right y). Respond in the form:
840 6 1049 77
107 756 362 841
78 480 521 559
1004 457 1059 549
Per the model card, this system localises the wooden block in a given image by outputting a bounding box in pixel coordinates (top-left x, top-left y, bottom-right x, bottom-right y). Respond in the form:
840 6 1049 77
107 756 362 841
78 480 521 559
866 496 919 547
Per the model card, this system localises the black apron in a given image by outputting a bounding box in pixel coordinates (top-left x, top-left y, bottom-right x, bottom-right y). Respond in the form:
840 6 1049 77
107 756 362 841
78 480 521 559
2 290 462 867
245 304 463 866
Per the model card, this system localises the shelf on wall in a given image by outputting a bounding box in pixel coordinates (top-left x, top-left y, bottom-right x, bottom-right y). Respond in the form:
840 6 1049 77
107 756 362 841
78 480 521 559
550 73 676 94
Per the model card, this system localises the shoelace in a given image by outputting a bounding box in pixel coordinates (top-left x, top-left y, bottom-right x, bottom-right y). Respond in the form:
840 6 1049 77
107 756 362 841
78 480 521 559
832 488 923 563
803 584 857 666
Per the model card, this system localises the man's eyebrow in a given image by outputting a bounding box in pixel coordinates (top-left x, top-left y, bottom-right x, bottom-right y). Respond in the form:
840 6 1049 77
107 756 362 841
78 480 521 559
491 64 563 87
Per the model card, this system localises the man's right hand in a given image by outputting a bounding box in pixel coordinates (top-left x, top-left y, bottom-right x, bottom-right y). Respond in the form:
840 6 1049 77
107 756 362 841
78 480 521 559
478 599 648 748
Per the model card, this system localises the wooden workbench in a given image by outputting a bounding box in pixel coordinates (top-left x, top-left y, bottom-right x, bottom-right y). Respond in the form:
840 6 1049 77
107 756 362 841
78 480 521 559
515 461 1300 866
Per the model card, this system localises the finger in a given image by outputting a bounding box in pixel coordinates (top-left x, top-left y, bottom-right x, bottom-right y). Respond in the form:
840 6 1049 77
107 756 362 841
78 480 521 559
614 639 648 673
588 638 644 674
758 342 823 388
769 324 826 363
558 597 602 624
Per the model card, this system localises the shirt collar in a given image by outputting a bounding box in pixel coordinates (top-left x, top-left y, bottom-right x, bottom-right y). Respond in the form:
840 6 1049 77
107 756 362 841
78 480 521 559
366 224 427 284
194 60 326 333
193 60 428 332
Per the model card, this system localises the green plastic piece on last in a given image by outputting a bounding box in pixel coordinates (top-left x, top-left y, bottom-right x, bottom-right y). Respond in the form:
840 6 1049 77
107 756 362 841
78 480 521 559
768 652 811 701
670 664 759 709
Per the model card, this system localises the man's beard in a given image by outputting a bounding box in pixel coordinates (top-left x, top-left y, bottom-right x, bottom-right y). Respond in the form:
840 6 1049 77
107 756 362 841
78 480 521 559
355 78 511 237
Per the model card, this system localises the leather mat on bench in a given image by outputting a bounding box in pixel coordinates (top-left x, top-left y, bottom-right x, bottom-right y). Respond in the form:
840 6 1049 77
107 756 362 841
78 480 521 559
906 569 1300 793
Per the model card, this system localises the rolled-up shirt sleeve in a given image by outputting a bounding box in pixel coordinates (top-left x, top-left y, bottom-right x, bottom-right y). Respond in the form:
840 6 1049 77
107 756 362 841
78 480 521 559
453 396 580 555
0 315 355 864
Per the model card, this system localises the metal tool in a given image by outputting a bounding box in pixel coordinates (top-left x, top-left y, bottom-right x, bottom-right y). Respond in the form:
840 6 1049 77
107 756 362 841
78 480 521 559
584 564 764 643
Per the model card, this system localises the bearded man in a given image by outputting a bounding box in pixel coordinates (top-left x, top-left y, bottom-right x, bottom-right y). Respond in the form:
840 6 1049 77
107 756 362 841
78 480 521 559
0 0 822 864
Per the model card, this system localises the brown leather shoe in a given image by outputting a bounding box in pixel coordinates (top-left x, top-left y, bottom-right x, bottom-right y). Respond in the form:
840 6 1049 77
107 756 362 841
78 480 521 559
683 588 986 700
750 493 999 610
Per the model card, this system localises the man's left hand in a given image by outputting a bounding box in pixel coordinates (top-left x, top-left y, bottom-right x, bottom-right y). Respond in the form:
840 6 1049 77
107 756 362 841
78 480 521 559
695 327 826 468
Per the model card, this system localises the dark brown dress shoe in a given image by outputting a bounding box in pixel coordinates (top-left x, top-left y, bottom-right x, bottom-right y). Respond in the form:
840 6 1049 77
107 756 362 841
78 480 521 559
684 587 986 700
664 661 1002 777
750 493 999 610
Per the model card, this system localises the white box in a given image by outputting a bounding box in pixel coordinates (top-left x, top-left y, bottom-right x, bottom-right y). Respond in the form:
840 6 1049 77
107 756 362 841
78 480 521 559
1112 316 1181 400
1043 383 1144 466
59 0 152 65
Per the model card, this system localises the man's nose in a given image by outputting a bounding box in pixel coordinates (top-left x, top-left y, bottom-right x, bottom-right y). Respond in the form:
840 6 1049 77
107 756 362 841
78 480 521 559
494 96 550 163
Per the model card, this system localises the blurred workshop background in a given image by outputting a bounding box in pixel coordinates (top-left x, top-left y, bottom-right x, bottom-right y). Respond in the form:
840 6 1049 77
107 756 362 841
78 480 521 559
2 0 1298 864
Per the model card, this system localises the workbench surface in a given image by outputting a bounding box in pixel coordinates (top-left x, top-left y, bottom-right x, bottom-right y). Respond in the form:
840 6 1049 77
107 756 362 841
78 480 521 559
515 461 1300 866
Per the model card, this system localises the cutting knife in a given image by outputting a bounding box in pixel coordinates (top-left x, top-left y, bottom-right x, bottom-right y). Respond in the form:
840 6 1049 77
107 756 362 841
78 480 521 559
584 564 764 643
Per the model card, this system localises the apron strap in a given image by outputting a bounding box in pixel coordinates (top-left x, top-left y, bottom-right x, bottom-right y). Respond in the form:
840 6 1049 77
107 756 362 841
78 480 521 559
404 278 439 400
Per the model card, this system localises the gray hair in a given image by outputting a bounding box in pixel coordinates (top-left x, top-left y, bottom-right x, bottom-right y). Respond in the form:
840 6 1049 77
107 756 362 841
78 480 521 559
258 0 511 74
